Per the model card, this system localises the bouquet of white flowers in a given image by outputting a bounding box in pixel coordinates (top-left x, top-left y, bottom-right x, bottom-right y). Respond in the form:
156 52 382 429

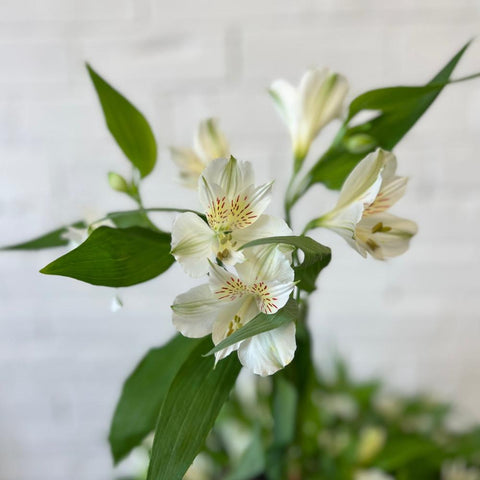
4 41 480 480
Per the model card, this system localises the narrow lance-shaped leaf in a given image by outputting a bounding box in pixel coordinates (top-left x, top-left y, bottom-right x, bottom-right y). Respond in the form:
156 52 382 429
1 221 86 251
205 298 298 356
87 64 157 178
147 338 241 480
300 40 474 192
241 235 331 293
109 335 202 464
40 226 174 287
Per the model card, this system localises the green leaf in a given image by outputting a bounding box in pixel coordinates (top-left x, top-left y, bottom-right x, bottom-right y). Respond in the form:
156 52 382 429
107 210 158 230
303 41 473 191
87 64 157 178
109 335 201 464
205 298 298 357
147 338 241 480
224 427 265 480
1 222 86 251
241 235 331 293
40 226 174 287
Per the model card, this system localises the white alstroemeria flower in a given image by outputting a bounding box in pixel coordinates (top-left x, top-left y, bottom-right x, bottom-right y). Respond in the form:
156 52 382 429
270 68 349 168
170 118 230 188
355 469 395 480
171 156 292 277
171 247 296 376
442 461 480 480
311 149 417 259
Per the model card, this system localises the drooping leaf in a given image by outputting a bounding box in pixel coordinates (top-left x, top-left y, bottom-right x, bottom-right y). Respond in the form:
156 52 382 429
40 226 174 287
147 338 241 480
87 64 157 178
300 41 473 192
205 298 298 356
241 235 331 293
109 335 201 464
224 427 265 480
1 221 86 251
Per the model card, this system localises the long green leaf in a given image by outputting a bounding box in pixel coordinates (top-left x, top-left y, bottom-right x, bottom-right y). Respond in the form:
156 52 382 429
109 335 201 464
147 338 241 480
1 221 85 251
40 226 174 287
205 298 298 356
302 41 473 191
87 64 157 178
241 235 331 293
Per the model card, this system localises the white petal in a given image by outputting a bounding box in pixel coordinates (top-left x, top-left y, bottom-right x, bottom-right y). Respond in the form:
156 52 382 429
208 261 248 302
170 147 205 188
269 79 298 135
171 212 216 277
229 182 273 230
355 213 418 260
237 245 294 285
364 176 408 216
298 69 349 150
194 118 230 163
238 321 296 376
336 149 390 211
232 214 294 260
172 284 219 338
256 280 295 313
201 157 254 199
321 202 364 243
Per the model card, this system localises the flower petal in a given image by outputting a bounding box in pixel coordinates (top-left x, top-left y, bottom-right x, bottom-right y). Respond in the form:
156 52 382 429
194 118 230 164
232 214 293 260
364 176 408 216
171 212 216 277
208 261 248 302
201 157 254 200
336 149 392 211
229 182 273 230
238 321 296 376
171 284 219 338
236 244 294 285
269 79 298 135
355 213 418 260
299 68 348 139
170 147 205 188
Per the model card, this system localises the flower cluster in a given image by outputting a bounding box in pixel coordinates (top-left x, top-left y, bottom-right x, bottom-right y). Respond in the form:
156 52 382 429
170 156 297 376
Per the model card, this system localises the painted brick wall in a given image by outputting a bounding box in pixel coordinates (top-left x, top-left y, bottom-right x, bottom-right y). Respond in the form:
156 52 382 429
1 1 479 478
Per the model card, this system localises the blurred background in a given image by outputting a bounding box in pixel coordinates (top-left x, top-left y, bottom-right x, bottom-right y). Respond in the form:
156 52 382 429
1 1 479 479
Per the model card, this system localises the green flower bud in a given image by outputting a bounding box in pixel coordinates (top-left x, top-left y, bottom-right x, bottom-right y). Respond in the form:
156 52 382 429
345 133 377 154
108 172 129 193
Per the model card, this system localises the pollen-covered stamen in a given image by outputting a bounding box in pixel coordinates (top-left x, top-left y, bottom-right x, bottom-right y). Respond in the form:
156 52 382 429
371 221 392 234
250 281 278 314
226 314 243 337
214 276 248 301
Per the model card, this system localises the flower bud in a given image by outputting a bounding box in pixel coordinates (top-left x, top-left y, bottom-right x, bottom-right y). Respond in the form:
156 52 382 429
108 172 129 193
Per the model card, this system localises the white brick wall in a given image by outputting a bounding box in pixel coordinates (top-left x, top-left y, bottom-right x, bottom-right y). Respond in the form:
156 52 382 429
1 1 479 478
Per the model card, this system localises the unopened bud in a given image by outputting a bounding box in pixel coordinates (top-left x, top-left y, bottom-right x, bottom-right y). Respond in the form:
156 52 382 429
108 172 129 193
345 133 377 154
